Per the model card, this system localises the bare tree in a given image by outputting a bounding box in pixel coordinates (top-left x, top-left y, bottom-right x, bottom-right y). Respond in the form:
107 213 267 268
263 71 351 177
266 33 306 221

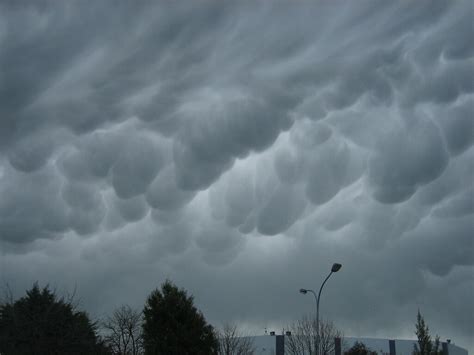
102 305 143 355
285 316 343 355
217 322 256 355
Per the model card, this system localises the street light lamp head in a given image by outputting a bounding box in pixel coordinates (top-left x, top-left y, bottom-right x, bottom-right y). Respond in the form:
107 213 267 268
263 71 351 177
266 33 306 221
299 288 308 294
331 263 342 272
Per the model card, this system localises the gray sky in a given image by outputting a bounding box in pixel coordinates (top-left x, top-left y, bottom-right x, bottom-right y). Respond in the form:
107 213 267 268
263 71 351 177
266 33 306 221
0 0 473 351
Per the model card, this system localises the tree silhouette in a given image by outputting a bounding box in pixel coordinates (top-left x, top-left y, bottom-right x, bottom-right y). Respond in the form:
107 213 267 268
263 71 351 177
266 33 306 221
413 310 442 355
142 280 218 354
0 283 110 355
217 322 255 355
285 316 343 355
344 341 378 355
102 305 143 354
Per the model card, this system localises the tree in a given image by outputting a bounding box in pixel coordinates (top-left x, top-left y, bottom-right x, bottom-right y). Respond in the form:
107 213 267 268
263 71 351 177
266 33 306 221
142 279 218 355
0 283 110 355
217 322 255 355
344 342 378 355
103 305 143 355
285 316 343 355
413 310 442 355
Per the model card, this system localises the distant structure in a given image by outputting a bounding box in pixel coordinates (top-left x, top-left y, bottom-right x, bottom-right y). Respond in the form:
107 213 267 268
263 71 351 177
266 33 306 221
245 334 468 355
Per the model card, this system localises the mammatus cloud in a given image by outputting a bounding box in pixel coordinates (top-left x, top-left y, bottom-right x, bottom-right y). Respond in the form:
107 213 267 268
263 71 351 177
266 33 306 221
369 117 449 204
0 0 472 351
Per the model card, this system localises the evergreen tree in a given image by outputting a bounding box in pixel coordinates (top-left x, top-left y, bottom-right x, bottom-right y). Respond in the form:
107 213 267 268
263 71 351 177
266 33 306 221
413 310 442 355
0 283 110 355
142 280 218 355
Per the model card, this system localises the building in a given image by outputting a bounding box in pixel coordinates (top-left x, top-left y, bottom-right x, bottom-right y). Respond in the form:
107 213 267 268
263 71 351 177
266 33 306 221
242 334 468 355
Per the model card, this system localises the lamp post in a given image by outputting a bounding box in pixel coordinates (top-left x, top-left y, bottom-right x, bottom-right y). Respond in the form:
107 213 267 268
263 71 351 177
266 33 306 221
300 263 342 355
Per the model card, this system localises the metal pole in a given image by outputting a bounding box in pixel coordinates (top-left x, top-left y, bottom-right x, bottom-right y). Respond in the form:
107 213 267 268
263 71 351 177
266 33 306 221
305 290 318 355
300 263 341 355
316 271 334 355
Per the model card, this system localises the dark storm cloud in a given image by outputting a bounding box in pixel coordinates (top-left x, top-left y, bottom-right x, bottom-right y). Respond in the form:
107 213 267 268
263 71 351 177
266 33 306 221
146 165 196 211
1 0 473 352
0 163 68 243
173 86 295 190
62 181 106 235
113 195 149 223
369 117 449 203
437 97 474 156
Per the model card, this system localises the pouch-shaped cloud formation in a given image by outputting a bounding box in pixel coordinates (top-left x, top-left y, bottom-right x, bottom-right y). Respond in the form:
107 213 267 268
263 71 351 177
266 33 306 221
0 0 472 352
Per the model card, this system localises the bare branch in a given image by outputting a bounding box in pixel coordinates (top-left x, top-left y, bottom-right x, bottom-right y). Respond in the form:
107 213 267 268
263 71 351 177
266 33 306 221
217 322 256 355
102 305 144 355
285 316 343 355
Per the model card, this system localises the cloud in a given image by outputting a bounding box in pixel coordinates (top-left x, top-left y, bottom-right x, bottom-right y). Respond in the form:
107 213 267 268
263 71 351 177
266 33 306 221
146 165 196 211
438 97 474 156
173 87 295 190
369 116 449 203
111 133 163 199
0 0 473 352
0 163 69 244
112 195 149 223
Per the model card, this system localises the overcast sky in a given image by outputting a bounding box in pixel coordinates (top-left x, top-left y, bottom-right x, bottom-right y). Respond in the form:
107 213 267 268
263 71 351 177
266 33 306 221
0 0 473 351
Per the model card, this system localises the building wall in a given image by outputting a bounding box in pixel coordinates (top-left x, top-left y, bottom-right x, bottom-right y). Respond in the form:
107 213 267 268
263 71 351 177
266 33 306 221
251 335 277 354
447 343 469 355
244 335 469 355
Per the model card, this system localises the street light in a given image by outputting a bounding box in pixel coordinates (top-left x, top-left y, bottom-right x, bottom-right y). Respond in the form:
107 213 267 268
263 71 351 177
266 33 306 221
300 263 342 355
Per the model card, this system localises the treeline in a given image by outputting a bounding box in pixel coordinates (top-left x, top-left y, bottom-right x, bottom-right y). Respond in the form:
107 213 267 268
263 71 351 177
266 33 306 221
0 280 253 355
0 283 109 354
0 281 444 355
